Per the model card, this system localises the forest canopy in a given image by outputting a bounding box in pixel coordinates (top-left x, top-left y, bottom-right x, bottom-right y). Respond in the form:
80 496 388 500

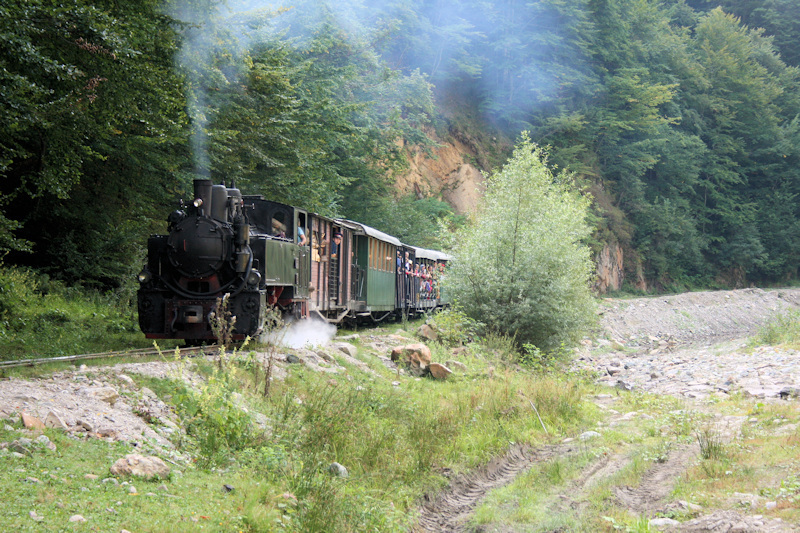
1 0 799 290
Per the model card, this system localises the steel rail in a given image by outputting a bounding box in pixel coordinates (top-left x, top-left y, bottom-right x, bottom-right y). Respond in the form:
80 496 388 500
0 344 222 370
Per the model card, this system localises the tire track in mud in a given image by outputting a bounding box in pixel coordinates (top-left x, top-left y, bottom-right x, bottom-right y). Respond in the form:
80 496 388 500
413 443 579 533
613 444 698 514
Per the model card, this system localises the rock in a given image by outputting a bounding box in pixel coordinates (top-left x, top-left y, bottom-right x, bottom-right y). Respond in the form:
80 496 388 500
45 411 68 430
20 412 45 430
78 419 95 433
677 500 703 512
110 454 171 480
29 511 43 521
128 485 137 494
286 353 304 365
337 334 360 342
89 386 120 405
331 342 358 358
390 344 432 377
35 435 56 452
69 514 86 523
579 431 601 441
445 360 468 372
11 438 33 454
417 324 439 342
649 517 680 529
140 387 158 400
428 363 452 380
328 462 349 478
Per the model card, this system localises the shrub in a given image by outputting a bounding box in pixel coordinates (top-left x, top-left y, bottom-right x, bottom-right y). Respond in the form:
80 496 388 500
444 135 597 350
0 266 39 322
427 307 484 346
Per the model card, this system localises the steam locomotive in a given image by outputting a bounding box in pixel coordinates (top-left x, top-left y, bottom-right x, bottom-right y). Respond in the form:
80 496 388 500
136 179 451 343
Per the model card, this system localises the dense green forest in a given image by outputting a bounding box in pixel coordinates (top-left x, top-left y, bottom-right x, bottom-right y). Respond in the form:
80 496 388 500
2 0 800 291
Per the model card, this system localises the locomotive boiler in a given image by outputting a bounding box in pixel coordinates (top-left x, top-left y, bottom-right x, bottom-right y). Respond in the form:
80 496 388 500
136 178 308 343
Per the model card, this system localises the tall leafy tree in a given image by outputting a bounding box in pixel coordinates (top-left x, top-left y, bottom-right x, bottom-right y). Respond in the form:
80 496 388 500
0 0 189 286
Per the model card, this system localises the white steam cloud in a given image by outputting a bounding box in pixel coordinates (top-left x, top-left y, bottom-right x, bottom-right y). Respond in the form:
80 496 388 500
265 316 338 349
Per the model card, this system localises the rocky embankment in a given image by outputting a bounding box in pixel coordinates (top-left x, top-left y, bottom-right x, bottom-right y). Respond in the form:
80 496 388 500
572 287 800 400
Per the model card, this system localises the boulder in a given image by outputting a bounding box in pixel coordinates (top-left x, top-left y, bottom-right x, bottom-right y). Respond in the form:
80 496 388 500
110 454 171 480
417 324 439 342
445 360 468 372
390 344 431 377
428 363 452 380
21 413 45 430
331 342 358 358
45 411 68 430
286 353 304 365
89 386 120 405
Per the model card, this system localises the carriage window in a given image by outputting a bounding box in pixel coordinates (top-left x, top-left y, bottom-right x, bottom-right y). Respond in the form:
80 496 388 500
370 239 375 270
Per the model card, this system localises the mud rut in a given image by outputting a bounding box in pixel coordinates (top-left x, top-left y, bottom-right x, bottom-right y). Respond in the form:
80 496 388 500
414 443 579 532
412 410 702 533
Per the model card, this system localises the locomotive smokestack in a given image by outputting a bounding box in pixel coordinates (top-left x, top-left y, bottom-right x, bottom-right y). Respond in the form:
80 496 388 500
193 179 213 216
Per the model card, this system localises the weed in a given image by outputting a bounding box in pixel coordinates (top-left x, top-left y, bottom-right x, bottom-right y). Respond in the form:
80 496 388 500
696 427 726 461
751 309 800 347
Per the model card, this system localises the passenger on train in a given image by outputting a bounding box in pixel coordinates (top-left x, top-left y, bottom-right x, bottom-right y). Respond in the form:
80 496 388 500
331 232 342 259
297 226 308 245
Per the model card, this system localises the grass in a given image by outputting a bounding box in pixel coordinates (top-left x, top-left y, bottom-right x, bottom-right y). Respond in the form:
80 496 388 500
0 266 181 360
749 309 800 348
0 313 598 532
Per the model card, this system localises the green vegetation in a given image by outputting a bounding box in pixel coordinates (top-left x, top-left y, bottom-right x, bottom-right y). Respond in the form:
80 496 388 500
750 309 800 348
0 266 165 359
2 0 800 291
445 136 596 350
0 323 596 532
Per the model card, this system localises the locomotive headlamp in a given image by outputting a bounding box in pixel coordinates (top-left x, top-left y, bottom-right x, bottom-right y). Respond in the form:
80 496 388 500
193 198 203 208
137 270 152 284
247 269 261 287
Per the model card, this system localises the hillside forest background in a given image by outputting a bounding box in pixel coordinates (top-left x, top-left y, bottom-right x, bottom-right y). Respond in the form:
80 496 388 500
3 0 800 293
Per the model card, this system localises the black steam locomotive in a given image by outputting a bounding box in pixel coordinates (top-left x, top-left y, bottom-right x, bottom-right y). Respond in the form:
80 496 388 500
137 178 450 343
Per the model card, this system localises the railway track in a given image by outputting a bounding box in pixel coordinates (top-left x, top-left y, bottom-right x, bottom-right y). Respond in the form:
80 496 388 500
0 344 223 370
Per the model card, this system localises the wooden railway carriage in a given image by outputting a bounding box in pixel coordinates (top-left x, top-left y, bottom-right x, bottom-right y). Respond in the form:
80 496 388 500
341 220 402 322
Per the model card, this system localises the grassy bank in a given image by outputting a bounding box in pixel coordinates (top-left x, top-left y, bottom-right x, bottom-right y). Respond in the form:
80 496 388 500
0 326 597 532
0 266 178 359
